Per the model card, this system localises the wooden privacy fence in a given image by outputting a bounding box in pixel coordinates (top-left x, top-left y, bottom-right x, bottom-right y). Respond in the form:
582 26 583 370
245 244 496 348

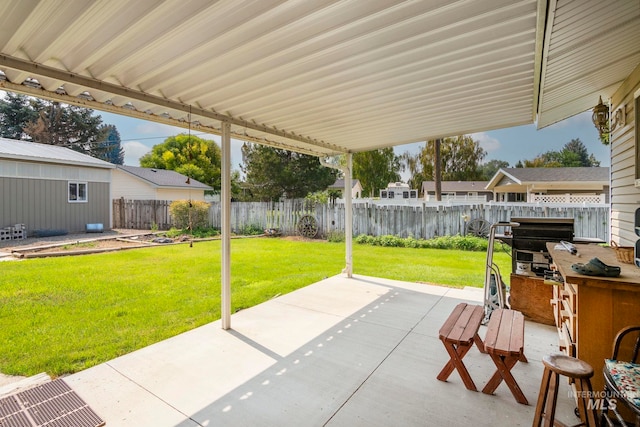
208 200 610 242
112 198 172 230
114 198 610 241
209 199 322 236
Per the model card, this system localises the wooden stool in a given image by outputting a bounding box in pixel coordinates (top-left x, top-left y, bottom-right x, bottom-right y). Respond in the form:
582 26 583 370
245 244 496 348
533 354 599 427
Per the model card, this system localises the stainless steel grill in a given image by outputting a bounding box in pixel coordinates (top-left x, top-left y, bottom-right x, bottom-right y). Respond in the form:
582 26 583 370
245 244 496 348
509 217 574 277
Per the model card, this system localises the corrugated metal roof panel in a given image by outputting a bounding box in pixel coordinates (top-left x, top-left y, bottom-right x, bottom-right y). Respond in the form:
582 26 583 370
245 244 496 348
0 138 115 168
537 0 640 127
0 0 540 155
0 1 636 152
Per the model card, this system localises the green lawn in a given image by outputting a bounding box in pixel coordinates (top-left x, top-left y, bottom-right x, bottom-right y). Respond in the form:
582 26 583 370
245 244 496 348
0 238 511 377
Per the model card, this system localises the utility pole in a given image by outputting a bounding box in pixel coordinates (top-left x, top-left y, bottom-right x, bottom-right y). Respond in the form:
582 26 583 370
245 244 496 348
434 138 442 201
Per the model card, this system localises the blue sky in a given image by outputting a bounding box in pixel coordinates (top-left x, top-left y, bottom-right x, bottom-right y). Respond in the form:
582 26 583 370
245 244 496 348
100 109 610 179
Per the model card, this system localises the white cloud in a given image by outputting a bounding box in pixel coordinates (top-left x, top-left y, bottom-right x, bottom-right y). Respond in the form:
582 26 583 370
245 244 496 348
122 141 151 166
472 132 500 152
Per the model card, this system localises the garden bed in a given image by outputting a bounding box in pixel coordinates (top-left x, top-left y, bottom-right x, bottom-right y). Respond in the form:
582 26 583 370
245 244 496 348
0 230 180 259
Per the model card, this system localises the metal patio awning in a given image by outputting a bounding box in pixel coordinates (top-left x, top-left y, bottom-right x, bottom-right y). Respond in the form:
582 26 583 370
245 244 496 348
1 1 636 156
1 0 639 330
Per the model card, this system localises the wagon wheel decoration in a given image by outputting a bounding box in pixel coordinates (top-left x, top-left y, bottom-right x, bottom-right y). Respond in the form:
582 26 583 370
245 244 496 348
465 218 491 237
297 214 319 238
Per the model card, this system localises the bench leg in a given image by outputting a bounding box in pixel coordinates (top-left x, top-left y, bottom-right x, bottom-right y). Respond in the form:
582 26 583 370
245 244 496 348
474 333 486 354
437 341 478 391
482 354 528 405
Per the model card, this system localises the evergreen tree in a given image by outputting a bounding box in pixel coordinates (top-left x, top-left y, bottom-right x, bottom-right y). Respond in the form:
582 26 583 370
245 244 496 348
240 143 337 201
97 125 124 165
519 138 600 168
22 100 104 154
0 93 38 139
0 92 113 159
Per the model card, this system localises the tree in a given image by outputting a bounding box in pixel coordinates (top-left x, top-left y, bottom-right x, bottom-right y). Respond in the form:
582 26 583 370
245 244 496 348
240 143 337 200
139 133 222 190
0 92 111 158
402 135 486 188
23 100 104 154
0 93 38 139
479 159 510 180
562 138 600 167
519 138 600 168
352 148 401 197
97 125 124 165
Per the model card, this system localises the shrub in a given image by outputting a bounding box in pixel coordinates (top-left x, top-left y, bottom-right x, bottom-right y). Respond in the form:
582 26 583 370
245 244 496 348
169 200 210 230
353 234 500 252
326 230 345 242
236 224 264 236
305 191 329 204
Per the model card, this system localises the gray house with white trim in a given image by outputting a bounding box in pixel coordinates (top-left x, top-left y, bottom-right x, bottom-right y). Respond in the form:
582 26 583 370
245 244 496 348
421 181 493 202
0 138 115 235
485 167 609 203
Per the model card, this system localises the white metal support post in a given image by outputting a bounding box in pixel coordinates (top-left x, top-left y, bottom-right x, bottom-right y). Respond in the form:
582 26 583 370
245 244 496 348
344 153 353 277
221 122 231 329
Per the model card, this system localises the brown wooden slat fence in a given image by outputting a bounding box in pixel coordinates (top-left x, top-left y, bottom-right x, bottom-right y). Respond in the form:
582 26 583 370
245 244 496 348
113 199 610 241
112 198 172 230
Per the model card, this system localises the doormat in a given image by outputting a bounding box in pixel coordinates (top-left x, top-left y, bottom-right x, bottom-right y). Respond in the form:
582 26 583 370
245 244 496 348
0 378 105 427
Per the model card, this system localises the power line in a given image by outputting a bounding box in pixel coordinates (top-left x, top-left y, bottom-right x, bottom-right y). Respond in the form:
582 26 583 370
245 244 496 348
118 131 209 143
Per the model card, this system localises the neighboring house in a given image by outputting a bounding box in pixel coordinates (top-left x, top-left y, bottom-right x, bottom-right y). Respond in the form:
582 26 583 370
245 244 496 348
421 181 492 202
0 138 115 234
112 165 212 202
328 179 363 199
485 167 609 203
379 182 418 200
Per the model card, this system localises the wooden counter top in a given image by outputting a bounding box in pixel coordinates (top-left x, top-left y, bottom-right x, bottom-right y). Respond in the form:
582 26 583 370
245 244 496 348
546 242 640 291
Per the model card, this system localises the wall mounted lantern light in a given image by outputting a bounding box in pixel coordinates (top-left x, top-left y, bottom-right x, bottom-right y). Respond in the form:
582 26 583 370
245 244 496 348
592 96 609 138
592 96 626 141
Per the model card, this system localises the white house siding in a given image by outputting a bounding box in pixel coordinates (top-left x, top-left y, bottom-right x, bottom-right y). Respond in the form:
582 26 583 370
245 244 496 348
156 188 206 201
111 169 157 200
610 63 640 246
111 169 206 201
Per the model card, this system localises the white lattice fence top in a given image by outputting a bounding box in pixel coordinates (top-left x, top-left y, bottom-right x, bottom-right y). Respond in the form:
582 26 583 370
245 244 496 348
533 194 568 203
530 194 605 204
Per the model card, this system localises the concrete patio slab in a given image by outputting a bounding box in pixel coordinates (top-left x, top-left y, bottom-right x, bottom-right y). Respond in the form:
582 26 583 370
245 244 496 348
65 274 580 427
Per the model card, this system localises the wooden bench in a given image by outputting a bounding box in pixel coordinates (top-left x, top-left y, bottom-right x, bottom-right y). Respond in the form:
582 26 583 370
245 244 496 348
437 303 486 391
482 308 529 404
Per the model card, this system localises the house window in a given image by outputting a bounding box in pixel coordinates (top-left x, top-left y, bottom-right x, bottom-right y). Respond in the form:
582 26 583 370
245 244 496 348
402 191 409 199
388 191 395 199
380 190 388 198
68 182 88 203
